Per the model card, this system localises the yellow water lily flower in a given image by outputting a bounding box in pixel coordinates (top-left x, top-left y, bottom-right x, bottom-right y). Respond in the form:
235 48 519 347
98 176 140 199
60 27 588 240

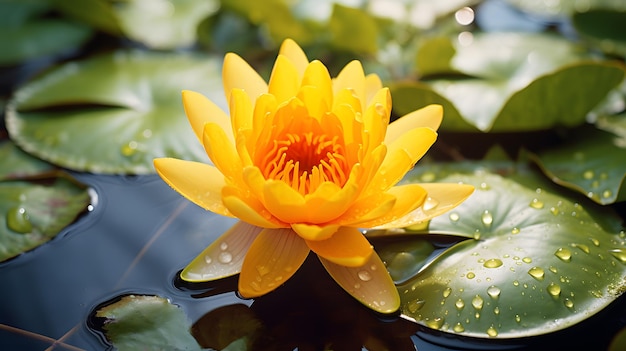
154 39 474 314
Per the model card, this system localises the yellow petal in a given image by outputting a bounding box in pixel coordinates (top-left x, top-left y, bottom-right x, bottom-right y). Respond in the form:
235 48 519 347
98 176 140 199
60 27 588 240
319 251 400 314
223 52 268 104
364 73 383 103
375 183 475 229
203 123 242 183
268 55 300 105
153 158 232 216
334 60 366 109
301 60 333 109
238 228 310 298
297 85 329 120
363 88 391 146
385 104 443 144
182 90 232 143
306 226 373 267
180 221 262 282
279 38 309 76
355 183 427 228
336 192 396 225
229 88 253 134
368 127 437 193
291 223 339 241
262 180 306 222
222 186 285 228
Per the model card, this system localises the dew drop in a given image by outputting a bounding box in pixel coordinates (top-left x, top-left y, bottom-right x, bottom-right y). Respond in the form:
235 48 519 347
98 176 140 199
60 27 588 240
374 103 386 116
555 247 572 262
449 212 460 222
609 248 626 263
515 314 521 323
256 265 270 276
582 170 594 179
564 298 574 308
466 272 476 279
471 295 484 310
493 306 500 315
443 287 452 298
522 257 532 264
423 197 439 212
453 322 465 333
483 258 503 268
425 317 444 330
479 182 490 190
511 227 520 235
528 266 545 280
481 210 493 228
486 326 498 337
547 282 561 297
204 255 212 264
487 285 501 298
572 243 590 254
218 251 233 264
602 190 613 199
358 270 372 281
220 242 228 251
407 299 425 313
529 198 544 209
550 207 560 216
121 141 138 156
6 207 33 234
455 299 465 310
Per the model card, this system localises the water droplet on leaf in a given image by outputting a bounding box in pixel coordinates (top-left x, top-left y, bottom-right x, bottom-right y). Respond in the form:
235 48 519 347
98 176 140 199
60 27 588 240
6 207 33 234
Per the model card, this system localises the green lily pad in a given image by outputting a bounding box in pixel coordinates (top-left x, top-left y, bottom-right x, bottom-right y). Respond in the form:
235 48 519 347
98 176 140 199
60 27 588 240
0 140 91 262
54 0 217 49
329 4 379 54
0 0 93 65
5 50 223 174
399 33 625 132
573 9 626 58
95 295 202 351
396 164 626 339
527 125 626 205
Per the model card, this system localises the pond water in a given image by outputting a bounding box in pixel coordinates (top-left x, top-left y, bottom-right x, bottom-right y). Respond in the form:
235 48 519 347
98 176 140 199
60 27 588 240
0 173 624 350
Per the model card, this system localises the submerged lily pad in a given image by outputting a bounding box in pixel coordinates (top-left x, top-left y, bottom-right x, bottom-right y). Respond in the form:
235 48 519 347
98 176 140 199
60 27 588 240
6 50 224 174
0 140 91 262
394 33 625 132
528 125 626 205
95 295 202 351
396 164 626 339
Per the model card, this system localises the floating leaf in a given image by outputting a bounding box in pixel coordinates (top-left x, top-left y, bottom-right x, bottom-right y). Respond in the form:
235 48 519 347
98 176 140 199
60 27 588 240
528 125 626 205
399 33 625 132
54 0 218 49
95 295 202 351
573 9 626 58
329 4 379 54
0 141 90 262
6 50 224 174
0 0 92 65
397 165 626 339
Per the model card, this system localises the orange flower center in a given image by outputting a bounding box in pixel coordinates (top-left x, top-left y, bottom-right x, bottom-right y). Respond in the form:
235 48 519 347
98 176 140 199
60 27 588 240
256 108 350 195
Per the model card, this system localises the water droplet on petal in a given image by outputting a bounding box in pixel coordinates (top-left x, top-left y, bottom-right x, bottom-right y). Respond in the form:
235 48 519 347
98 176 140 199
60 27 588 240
204 255 212 264
256 265 270 276
220 242 228 251
358 270 372 281
218 251 233 264
423 197 439 212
